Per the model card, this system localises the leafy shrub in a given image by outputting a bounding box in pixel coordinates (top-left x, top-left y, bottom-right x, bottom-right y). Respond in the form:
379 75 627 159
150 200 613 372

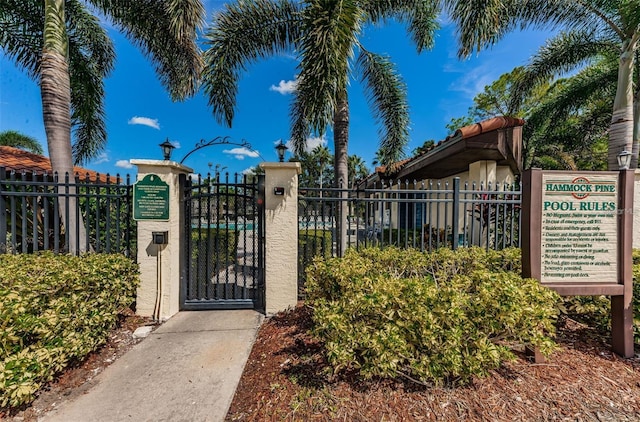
562 249 640 343
0 253 139 408
298 230 332 298
306 247 559 385
191 229 239 271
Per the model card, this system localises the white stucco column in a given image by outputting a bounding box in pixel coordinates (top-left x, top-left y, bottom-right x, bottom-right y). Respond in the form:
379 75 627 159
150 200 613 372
131 159 192 321
260 162 302 316
634 169 640 249
468 160 497 187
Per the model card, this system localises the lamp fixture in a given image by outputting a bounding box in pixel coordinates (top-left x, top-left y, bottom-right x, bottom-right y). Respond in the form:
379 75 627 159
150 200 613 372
159 139 175 161
275 140 288 162
617 150 632 170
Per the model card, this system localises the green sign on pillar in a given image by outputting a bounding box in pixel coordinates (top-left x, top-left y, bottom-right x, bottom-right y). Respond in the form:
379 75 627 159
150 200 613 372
134 174 169 220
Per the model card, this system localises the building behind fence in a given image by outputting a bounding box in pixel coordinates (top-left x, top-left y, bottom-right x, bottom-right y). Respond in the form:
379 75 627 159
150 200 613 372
298 177 522 296
0 167 136 258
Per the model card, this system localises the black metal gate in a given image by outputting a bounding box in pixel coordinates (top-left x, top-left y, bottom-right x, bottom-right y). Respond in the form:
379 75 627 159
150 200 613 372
182 173 264 310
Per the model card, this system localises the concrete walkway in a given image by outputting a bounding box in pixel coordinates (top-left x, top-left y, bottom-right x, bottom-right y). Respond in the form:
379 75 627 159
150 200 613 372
43 310 263 422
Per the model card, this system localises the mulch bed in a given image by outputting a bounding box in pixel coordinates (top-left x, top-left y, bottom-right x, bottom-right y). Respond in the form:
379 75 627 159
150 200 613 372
227 305 640 421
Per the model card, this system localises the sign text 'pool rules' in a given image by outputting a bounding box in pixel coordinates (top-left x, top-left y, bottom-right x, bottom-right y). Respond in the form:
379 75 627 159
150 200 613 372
522 168 634 359
134 174 169 221
540 173 618 283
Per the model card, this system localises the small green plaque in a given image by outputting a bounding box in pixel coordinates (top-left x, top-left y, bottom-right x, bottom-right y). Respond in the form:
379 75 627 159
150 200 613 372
134 174 169 220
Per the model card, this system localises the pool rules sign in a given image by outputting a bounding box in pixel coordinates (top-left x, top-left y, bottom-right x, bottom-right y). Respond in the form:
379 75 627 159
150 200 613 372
522 169 634 358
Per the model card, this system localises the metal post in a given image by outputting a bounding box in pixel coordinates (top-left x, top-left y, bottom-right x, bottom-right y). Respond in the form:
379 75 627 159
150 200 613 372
451 177 460 250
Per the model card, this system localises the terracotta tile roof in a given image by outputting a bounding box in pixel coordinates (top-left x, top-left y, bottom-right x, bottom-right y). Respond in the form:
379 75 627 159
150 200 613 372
0 146 121 183
451 116 525 141
379 116 525 175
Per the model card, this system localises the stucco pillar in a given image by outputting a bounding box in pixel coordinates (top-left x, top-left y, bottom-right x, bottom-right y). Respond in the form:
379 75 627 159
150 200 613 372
468 160 497 187
260 162 302 316
634 169 640 249
131 159 192 321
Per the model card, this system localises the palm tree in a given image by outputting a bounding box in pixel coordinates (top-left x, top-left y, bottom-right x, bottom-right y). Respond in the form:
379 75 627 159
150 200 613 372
348 154 369 189
203 0 438 255
311 145 332 196
445 0 640 170
0 130 44 155
2 0 204 252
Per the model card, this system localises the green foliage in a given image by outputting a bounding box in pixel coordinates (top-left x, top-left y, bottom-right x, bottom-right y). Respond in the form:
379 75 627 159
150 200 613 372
0 252 139 407
191 229 239 271
298 230 332 297
0 130 44 155
562 249 640 343
306 247 559 385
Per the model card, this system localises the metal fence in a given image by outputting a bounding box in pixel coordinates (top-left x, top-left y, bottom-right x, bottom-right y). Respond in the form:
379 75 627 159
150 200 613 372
0 167 136 257
298 177 521 294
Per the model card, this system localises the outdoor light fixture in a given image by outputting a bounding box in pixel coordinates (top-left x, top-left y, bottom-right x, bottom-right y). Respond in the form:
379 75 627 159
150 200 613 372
275 140 288 162
159 139 175 161
617 150 632 170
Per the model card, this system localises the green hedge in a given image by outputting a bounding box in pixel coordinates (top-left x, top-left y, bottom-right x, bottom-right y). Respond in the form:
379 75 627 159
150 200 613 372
298 230 332 297
305 247 559 385
191 229 239 271
0 253 139 408
561 249 640 343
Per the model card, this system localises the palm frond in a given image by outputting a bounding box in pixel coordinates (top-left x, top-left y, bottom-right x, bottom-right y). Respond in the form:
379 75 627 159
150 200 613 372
295 0 363 134
363 0 439 52
91 0 205 100
0 0 43 78
203 0 303 127
356 49 408 165
510 29 617 111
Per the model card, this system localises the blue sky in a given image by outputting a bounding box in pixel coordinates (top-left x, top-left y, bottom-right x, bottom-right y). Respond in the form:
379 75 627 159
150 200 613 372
0 3 553 177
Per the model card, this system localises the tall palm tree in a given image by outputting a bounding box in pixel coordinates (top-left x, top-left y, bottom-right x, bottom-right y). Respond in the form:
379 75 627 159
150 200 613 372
347 154 368 188
2 0 204 252
445 0 640 170
0 130 44 155
203 0 438 254
311 145 332 195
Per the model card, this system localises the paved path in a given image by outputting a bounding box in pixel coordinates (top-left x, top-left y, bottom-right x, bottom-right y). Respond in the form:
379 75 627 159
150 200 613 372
43 310 263 422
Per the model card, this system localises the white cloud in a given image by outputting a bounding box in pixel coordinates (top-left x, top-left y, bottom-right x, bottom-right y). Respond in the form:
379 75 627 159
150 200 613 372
170 141 181 149
304 135 328 153
128 116 160 130
93 152 109 164
448 64 497 99
269 79 298 95
223 147 260 160
115 160 133 169
242 167 257 175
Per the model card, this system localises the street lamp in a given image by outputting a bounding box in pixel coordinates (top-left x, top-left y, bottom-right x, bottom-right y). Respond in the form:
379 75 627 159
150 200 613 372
275 140 288 162
159 139 175 161
617 150 632 170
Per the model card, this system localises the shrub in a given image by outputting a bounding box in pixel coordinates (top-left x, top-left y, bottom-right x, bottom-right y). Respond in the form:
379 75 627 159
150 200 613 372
298 230 332 297
0 252 139 408
191 229 239 271
306 247 559 385
560 249 640 343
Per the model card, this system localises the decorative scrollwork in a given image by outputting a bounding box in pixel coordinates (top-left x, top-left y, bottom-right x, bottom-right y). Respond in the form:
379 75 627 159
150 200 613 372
179 136 263 164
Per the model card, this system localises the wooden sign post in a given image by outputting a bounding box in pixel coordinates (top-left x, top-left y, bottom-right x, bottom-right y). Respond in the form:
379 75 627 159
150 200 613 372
522 169 634 358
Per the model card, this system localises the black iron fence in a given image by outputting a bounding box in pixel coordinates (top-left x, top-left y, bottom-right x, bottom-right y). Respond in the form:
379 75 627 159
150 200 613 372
298 177 521 294
0 167 136 257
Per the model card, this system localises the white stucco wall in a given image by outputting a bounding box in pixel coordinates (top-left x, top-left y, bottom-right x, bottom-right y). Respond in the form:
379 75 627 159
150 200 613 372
131 159 192 321
260 162 302 315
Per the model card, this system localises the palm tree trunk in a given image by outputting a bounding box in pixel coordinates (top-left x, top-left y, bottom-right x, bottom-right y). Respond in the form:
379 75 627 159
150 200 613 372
632 84 639 169
41 0 86 253
609 38 637 170
334 91 349 257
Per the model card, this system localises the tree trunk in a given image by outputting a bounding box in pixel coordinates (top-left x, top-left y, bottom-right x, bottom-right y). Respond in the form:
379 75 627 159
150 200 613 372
41 0 86 253
609 38 637 170
334 91 349 257
632 83 639 169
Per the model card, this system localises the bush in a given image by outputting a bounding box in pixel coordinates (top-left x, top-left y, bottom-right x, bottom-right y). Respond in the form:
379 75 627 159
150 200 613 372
191 229 239 271
562 249 640 343
298 230 332 297
306 247 559 385
0 252 139 408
